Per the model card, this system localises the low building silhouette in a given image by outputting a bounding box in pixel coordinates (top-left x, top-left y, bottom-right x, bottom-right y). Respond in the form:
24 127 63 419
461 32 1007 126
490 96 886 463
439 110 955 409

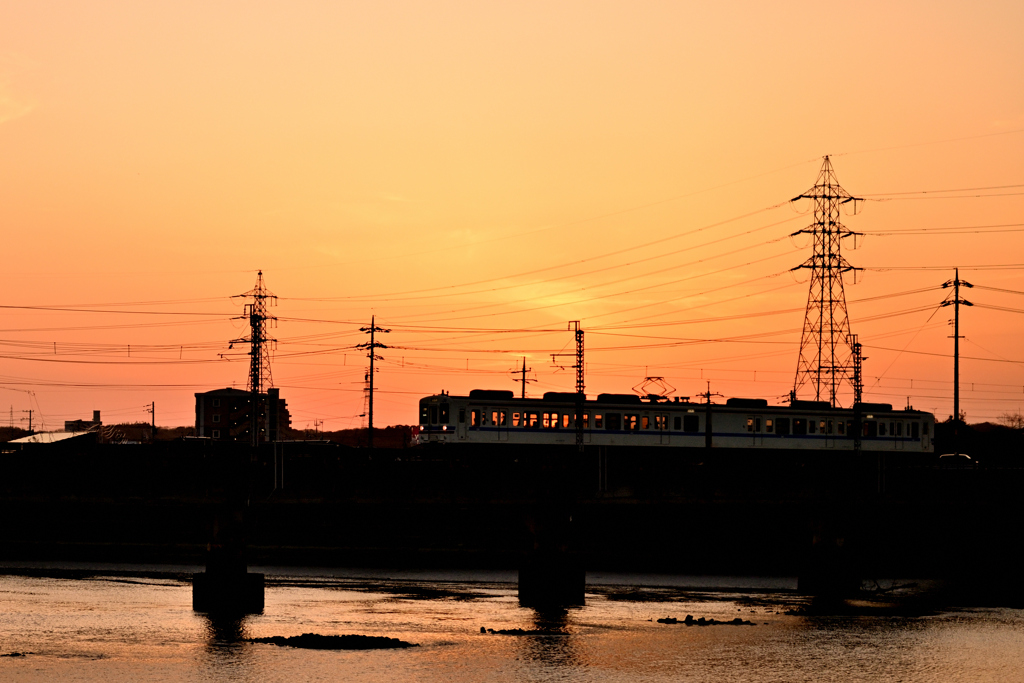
65 410 102 432
195 387 290 442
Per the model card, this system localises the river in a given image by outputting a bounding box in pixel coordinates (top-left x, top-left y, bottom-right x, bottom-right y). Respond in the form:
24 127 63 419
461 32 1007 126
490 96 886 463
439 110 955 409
1 564 1022 682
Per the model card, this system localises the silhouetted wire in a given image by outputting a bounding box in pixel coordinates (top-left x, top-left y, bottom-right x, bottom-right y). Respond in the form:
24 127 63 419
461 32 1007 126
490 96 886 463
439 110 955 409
281 202 792 301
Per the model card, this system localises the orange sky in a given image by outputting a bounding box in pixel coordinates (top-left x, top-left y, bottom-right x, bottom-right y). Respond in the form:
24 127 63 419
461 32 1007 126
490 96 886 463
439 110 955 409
1 1 1022 430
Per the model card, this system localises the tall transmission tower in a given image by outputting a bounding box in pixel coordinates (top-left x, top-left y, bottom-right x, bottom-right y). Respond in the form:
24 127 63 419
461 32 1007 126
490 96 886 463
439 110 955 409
233 270 277 446
791 156 863 407
357 315 389 449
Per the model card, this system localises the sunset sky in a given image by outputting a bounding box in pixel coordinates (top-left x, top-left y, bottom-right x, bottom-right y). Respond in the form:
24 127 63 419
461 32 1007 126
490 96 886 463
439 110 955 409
1 1 1022 430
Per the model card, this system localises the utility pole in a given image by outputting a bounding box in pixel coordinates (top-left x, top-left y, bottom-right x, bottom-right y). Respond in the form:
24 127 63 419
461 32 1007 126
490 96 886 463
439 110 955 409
232 271 277 448
513 356 536 399
791 156 862 407
357 316 390 449
941 268 973 456
699 382 722 449
145 402 156 442
22 409 33 433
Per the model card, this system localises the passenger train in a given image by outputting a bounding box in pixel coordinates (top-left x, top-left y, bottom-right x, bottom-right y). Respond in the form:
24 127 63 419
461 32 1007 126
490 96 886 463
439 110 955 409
417 389 935 453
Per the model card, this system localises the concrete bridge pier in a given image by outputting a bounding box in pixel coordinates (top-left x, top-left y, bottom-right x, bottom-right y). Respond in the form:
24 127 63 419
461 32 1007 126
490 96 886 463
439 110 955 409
797 514 861 597
518 503 585 607
518 447 585 607
192 445 264 614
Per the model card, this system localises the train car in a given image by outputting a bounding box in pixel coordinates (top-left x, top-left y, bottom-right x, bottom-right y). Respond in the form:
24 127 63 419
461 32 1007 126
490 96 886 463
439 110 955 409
417 389 935 453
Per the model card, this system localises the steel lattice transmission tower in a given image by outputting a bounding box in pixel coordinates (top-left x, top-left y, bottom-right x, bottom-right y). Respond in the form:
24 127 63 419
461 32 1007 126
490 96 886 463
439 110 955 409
791 156 862 407
233 270 277 446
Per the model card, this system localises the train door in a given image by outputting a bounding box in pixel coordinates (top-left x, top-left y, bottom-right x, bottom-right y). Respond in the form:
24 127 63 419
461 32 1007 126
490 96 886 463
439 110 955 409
824 418 835 449
746 416 762 446
657 414 669 444
457 406 467 440
894 420 904 450
494 409 509 441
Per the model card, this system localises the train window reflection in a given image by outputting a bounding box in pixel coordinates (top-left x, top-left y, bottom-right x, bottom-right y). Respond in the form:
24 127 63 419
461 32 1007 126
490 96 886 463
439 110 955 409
562 414 570 428
655 415 666 430
512 412 521 427
500 411 508 427
527 412 539 428
624 414 639 431
471 409 480 427
765 418 773 433
642 416 650 429
595 414 604 429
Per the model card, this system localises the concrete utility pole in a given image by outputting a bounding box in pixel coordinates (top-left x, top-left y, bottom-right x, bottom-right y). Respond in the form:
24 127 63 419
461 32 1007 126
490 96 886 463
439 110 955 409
357 316 390 449
941 268 972 456
513 356 535 399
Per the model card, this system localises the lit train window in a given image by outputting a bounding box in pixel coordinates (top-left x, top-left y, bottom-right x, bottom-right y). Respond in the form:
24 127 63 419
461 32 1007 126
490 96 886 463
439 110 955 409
595 414 604 428
641 416 650 429
583 413 590 428
512 412 521 427
491 411 499 426
471 410 480 427
746 418 754 432
624 414 639 431
528 412 539 427
655 415 666 430
765 419 773 433
819 420 826 433
500 411 508 426
562 414 570 428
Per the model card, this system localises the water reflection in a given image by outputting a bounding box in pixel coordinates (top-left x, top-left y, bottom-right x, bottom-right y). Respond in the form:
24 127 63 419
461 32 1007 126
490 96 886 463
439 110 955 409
201 612 250 646
513 606 586 669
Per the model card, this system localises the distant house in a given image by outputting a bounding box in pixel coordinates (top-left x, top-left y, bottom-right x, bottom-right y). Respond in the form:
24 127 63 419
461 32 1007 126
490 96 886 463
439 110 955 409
65 410 102 432
195 387 290 442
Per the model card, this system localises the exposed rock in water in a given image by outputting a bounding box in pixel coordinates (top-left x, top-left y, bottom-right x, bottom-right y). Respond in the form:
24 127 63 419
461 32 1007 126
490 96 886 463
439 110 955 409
657 615 755 626
479 627 568 636
247 633 419 649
